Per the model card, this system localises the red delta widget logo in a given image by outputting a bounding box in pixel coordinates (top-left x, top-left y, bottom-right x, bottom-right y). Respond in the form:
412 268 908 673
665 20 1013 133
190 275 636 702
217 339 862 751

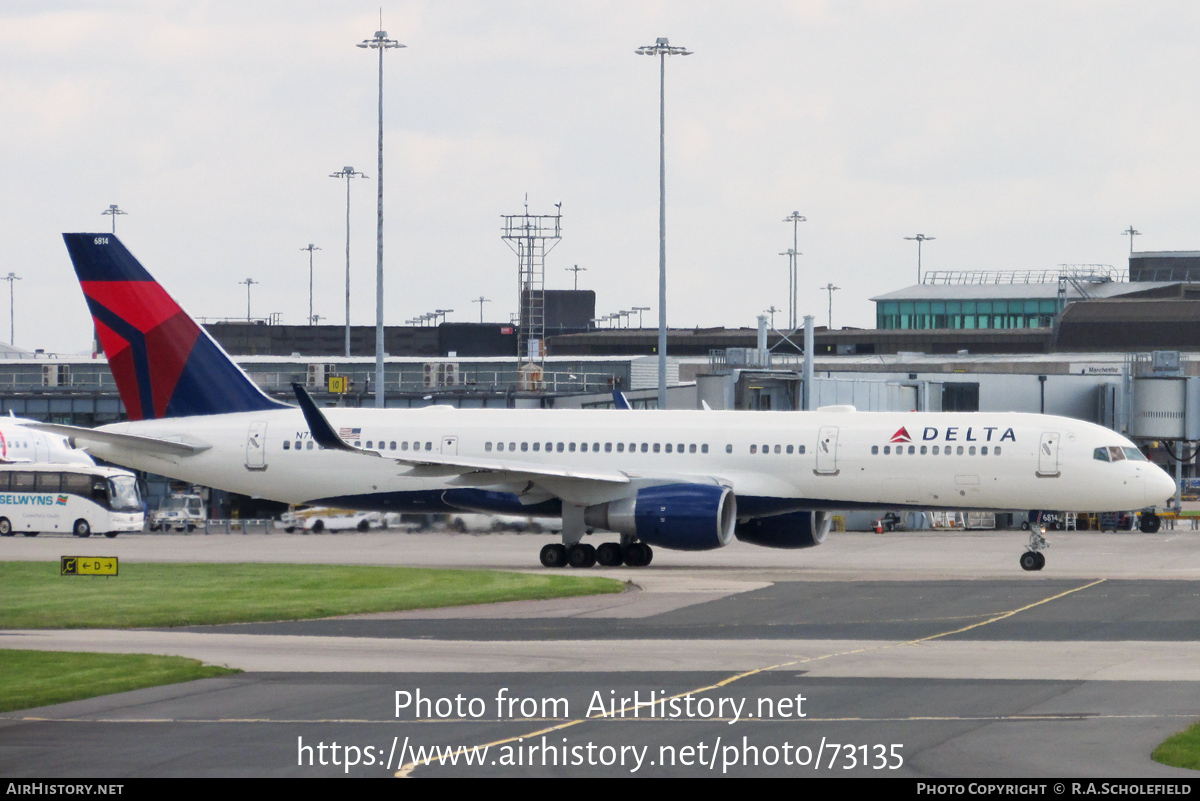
888 426 1016 444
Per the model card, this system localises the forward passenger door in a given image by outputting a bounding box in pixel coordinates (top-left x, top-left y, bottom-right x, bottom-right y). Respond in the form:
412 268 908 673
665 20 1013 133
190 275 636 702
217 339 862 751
1037 431 1060 478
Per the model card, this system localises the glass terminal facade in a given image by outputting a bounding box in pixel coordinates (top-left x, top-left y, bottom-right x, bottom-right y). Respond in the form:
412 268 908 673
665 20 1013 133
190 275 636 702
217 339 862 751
876 299 1060 330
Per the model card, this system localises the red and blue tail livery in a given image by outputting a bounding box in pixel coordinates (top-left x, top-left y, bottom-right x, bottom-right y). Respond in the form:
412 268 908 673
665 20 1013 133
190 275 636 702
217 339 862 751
62 234 287 420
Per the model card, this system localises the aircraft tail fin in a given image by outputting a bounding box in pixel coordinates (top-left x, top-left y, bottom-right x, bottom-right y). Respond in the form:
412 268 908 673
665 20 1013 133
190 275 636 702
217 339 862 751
62 233 288 420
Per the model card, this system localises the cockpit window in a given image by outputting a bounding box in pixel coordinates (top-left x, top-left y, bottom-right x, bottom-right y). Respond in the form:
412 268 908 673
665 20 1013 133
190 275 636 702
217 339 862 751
1122 447 1148 461
1107 446 1126 462
1094 448 1110 462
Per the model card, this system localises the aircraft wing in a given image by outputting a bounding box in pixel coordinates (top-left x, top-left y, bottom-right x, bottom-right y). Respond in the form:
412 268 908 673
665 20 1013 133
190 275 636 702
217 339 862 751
290 384 630 485
22 422 212 457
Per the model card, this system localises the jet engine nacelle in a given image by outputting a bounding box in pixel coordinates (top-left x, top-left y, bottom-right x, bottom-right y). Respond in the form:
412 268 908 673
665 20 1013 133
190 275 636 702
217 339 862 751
584 483 736 551
735 510 832 549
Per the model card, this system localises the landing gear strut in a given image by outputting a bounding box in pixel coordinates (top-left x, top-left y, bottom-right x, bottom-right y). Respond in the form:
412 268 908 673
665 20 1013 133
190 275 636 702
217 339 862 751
1020 525 1048 572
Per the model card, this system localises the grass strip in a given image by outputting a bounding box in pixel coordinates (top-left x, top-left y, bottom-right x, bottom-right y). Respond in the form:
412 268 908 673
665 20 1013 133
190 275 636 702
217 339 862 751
1153 722 1200 770
0 649 239 713
0 561 624 629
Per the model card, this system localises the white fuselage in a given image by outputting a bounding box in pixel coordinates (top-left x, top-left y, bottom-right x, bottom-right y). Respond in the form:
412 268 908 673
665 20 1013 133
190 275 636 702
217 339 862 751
0 418 95 466
81 407 1176 516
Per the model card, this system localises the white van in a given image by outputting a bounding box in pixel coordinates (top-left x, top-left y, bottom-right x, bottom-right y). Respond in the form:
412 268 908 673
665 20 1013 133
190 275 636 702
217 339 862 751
0 464 144 538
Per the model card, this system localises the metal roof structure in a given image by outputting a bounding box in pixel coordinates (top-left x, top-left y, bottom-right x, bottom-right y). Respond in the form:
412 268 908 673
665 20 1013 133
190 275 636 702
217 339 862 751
870 281 1173 303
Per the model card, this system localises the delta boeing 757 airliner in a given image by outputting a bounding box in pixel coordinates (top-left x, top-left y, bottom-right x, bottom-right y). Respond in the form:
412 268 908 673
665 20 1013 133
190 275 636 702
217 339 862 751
38 233 1176 571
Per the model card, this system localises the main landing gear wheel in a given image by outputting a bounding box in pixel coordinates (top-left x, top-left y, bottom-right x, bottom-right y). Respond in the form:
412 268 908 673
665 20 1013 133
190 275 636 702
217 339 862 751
621 542 654 567
1139 512 1161 534
1020 551 1046 571
596 542 623 567
540 543 568 568
567 543 597 568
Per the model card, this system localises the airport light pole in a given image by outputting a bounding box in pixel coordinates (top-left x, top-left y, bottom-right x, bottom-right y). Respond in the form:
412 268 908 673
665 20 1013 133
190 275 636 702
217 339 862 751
101 204 127 234
783 211 806 329
764 305 780 329
632 306 650 329
821 283 840 330
904 234 935 284
566 264 586 290
358 27 405 408
1123 226 1141 254
2 273 19 345
473 296 490 323
239 278 259 322
329 167 368 357
300 244 321 326
637 37 692 410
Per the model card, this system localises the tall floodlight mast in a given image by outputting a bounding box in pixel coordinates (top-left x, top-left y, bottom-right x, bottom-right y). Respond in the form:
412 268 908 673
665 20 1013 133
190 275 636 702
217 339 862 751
329 167 368 357
1123 226 1141 254
566 264 586 290
502 198 562 370
821 283 840 330
357 26 405 408
904 234 935 284
2 273 20 345
782 211 806 330
300 244 321 326
239 278 259 322
636 37 692 410
101 205 127 234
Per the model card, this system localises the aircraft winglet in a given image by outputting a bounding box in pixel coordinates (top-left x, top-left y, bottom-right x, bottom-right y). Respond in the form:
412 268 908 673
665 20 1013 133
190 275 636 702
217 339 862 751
290 383 361 453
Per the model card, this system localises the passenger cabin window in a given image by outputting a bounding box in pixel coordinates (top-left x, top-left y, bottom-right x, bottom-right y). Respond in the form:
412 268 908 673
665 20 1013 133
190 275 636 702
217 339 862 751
725 444 732 454
64 473 90 494
485 442 493 452
283 441 290 450
750 445 757 454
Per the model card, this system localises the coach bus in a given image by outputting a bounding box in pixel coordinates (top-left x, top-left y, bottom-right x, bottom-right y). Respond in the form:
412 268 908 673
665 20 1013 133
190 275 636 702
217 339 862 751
0 464 144 538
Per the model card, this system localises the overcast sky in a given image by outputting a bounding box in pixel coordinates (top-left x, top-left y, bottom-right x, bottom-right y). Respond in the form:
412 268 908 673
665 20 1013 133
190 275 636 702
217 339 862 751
2 1 1199 353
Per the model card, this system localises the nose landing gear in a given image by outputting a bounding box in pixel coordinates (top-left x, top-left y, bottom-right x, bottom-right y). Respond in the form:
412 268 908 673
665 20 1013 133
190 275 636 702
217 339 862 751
1020 526 1048 571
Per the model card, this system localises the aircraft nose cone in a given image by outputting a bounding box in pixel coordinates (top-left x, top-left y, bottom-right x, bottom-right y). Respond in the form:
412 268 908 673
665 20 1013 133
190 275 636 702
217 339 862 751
1147 467 1177 507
